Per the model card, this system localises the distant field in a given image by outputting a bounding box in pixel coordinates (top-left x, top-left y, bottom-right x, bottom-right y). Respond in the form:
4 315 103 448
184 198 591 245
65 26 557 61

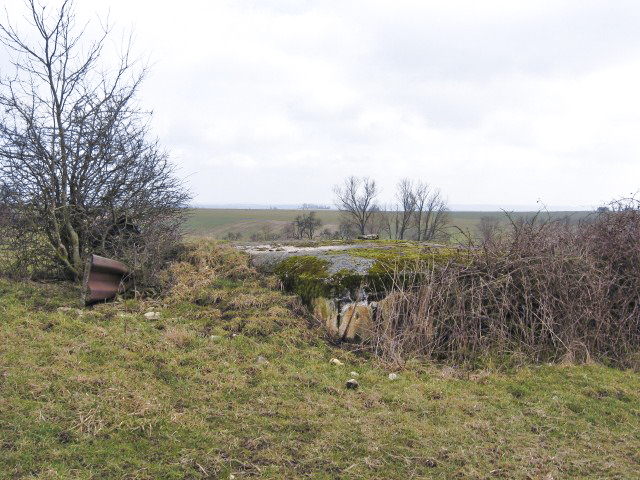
185 208 592 240
185 209 343 238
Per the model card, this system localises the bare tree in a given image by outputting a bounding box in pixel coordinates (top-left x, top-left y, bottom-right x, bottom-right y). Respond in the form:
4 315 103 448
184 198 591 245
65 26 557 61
0 1 190 281
377 180 417 240
413 182 449 241
333 176 379 235
395 178 416 240
293 211 322 239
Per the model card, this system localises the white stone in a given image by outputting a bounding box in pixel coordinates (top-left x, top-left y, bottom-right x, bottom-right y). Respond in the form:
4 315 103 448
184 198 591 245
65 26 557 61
346 378 359 389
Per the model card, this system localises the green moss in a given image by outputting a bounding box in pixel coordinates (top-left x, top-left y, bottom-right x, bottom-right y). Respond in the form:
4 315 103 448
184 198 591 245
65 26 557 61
274 256 331 305
331 269 364 294
346 245 465 292
273 246 470 304
349 244 460 266
274 256 330 278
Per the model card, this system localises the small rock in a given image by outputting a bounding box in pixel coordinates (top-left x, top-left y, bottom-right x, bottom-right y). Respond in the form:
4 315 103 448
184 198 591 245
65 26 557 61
330 358 344 366
209 335 222 340
349 371 359 377
144 312 160 319
256 356 269 365
357 234 379 240
346 379 359 390
388 373 398 380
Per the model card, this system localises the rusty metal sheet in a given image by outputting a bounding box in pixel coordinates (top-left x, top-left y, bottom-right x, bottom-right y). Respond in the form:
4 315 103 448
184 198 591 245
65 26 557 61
84 254 130 305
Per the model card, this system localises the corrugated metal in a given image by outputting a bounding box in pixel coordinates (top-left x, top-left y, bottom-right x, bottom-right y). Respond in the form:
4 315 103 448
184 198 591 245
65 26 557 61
84 254 130 305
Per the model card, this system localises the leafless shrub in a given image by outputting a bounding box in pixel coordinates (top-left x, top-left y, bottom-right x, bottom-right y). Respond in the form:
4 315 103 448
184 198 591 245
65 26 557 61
476 215 502 247
280 223 296 240
0 1 190 283
223 231 243 241
292 211 322 239
318 228 337 239
338 221 357 240
370 209 640 368
250 224 278 242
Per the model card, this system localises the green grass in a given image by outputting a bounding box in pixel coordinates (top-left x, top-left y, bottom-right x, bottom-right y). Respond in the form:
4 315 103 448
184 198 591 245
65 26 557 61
184 208 592 241
185 209 343 239
1 244 638 478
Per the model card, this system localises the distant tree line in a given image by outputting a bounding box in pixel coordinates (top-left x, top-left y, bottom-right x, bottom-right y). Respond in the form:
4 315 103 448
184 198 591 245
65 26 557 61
226 175 451 243
301 203 331 210
332 176 449 241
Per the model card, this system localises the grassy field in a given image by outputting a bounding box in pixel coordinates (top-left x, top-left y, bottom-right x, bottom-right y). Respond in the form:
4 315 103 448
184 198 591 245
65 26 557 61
185 209 342 238
185 208 592 241
1 241 638 479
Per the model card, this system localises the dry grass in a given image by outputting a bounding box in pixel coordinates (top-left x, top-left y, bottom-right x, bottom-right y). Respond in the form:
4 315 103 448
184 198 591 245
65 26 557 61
164 326 195 348
370 210 640 367
161 238 255 304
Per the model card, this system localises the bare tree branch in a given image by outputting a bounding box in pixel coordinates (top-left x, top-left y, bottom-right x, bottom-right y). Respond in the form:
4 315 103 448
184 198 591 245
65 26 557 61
413 182 449 242
333 176 379 236
0 0 190 282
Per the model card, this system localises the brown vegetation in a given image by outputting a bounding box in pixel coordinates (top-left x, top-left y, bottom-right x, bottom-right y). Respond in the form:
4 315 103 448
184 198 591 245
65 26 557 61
370 210 640 368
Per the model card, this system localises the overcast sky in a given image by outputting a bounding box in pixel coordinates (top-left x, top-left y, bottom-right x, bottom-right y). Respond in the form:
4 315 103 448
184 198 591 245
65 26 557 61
2 0 640 209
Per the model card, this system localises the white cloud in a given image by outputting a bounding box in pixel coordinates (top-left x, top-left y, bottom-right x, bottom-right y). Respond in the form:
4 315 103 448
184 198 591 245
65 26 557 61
205 153 257 170
1 0 639 207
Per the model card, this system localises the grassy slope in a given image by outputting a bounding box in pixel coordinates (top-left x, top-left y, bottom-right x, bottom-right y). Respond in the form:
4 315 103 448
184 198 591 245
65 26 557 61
1 246 638 479
185 208 591 240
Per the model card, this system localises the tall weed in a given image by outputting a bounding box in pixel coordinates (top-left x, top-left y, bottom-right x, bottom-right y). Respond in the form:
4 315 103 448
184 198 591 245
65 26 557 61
371 210 640 367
